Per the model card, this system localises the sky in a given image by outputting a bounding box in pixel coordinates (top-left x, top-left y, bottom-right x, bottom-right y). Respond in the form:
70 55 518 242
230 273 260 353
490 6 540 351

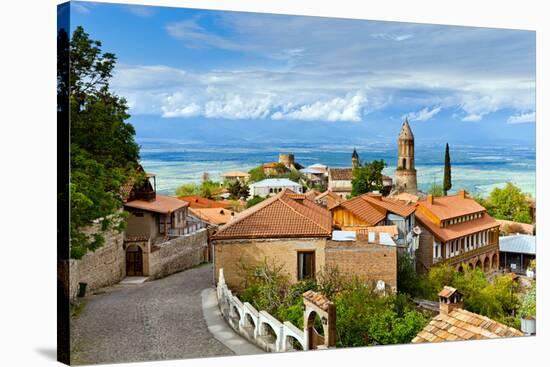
64 1 536 146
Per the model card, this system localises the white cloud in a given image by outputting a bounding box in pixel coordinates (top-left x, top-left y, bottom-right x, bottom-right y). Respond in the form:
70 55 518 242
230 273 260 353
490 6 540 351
461 114 483 122
507 111 535 124
272 91 367 122
126 6 156 18
371 33 414 42
406 106 442 121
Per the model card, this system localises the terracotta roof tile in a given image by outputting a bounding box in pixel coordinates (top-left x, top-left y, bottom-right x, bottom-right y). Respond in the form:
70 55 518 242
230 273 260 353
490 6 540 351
179 196 231 209
303 290 332 311
418 191 486 220
415 210 499 242
124 194 188 214
362 194 417 217
413 307 523 344
189 207 235 225
338 195 386 225
315 190 344 210
438 286 459 298
212 189 332 240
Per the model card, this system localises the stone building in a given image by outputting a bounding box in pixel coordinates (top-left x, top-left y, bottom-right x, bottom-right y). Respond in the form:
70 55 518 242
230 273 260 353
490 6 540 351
211 189 398 291
394 118 418 194
415 190 500 273
412 286 523 343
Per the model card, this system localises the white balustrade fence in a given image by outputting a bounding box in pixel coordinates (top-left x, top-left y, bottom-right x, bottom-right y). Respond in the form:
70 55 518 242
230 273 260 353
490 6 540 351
216 268 306 352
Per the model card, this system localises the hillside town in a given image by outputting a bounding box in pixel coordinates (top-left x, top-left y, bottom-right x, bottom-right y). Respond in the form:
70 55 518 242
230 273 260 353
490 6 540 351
66 118 537 362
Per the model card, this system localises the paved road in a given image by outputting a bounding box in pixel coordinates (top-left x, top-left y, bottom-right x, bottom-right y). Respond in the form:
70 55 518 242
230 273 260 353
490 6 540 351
70 263 234 365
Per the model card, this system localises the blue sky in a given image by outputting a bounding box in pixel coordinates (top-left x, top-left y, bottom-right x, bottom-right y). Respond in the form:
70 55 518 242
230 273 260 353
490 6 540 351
65 1 536 146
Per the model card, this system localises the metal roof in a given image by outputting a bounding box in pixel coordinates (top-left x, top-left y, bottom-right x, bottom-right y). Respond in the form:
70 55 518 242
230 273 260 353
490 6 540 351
249 178 301 188
499 234 536 255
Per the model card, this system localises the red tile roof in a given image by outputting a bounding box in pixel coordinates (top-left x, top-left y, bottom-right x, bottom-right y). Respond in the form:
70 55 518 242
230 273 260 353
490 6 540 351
315 190 344 210
412 308 523 343
362 193 417 217
179 196 231 209
212 189 332 240
189 207 235 225
338 196 386 225
418 191 486 220
124 194 188 214
415 210 499 242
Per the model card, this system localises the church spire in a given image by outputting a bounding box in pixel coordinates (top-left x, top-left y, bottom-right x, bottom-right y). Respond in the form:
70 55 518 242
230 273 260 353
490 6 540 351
399 117 414 141
352 148 359 169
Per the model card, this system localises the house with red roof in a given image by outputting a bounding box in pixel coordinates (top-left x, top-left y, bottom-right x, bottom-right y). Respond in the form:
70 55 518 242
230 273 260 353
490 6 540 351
211 189 398 291
415 190 500 273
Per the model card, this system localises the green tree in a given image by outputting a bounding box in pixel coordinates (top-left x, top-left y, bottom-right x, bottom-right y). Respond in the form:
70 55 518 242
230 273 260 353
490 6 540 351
68 26 139 259
483 183 532 223
248 166 266 183
443 143 452 195
351 160 386 197
227 180 250 200
175 183 200 197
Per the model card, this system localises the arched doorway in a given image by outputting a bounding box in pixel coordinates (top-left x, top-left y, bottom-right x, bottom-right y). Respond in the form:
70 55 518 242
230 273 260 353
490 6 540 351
126 245 143 276
492 253 498 270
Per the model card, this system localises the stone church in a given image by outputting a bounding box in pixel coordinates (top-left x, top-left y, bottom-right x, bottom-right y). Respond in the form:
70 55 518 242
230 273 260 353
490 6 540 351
394 118 418 194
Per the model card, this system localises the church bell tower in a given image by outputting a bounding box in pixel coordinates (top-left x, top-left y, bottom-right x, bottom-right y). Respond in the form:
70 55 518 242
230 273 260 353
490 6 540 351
395 118 418 194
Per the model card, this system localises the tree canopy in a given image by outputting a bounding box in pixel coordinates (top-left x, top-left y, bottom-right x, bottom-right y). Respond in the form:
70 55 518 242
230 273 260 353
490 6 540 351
475 182 533 223
351 160 386 197
66 26 140 259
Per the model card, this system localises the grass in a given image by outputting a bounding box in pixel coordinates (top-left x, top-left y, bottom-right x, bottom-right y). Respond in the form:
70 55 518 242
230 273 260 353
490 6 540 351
70 300 87 319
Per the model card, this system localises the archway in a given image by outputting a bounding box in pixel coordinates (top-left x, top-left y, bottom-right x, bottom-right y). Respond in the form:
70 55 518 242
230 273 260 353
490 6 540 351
457 265 464 273
243 313 256 338
468 263 474 270
483 256 491 271
306 311 325 350
475 260 482 269
126 245 143 276
492 253 498 270
285 335 304 351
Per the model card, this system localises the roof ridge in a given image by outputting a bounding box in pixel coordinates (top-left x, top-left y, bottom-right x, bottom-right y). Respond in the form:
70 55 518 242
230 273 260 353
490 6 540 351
214 190 286 236
279 193 331 234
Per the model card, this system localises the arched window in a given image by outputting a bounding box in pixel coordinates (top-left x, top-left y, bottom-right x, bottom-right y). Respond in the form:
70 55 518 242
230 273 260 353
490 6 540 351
402 158 407 169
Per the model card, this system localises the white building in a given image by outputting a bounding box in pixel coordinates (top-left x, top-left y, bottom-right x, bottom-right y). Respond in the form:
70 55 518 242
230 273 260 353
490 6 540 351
248 178 303 198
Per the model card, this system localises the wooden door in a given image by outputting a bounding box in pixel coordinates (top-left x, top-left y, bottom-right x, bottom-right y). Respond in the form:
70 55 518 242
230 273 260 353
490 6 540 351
126 245 143 276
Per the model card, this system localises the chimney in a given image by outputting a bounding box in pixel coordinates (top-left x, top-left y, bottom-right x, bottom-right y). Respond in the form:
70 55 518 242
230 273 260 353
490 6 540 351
438 286 463 315
458 189 466 198
427 194 433 204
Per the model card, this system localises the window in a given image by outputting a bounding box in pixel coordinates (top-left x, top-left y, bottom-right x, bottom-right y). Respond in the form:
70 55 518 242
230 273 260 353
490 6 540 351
297 251 315 280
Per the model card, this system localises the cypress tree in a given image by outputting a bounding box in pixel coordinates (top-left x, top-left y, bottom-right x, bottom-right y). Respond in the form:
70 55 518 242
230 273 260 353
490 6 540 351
443 143 452 195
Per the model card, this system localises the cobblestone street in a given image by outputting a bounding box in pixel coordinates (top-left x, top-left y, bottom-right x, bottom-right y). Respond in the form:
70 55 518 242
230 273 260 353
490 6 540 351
70 263 234 365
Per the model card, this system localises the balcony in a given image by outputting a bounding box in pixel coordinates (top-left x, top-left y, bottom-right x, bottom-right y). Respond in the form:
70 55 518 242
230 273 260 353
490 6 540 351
440 241 499 266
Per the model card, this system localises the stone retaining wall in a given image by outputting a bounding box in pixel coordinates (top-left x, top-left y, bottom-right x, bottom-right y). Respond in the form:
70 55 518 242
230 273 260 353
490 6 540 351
149 229 208 279
66 226 126 300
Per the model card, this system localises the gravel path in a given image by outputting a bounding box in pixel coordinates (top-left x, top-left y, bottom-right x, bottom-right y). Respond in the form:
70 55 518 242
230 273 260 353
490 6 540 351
70 263 234 365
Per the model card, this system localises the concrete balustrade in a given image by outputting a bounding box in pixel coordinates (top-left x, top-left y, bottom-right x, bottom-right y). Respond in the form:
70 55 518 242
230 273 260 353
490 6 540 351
216 268 305 352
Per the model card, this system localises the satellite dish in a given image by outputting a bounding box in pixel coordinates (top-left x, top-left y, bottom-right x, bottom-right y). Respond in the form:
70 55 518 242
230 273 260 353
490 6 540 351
376 280 385 292
413 226 422 235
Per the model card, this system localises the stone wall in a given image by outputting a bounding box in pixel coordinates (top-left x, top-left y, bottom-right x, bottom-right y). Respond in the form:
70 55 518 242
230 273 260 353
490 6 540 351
148 228 208 280
325 240 397 290
66 226 126 300
213 238 326 291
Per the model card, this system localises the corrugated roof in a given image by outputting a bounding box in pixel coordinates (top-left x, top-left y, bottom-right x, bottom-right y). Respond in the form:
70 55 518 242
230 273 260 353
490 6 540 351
499 234 536 255
212 189 332 240
412 308 523 343
415 210 499 242
249 178 301 188
124 194 189 214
